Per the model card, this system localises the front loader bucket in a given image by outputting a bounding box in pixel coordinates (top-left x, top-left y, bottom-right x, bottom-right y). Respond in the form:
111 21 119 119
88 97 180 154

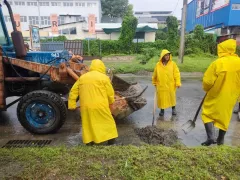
110 75 147 120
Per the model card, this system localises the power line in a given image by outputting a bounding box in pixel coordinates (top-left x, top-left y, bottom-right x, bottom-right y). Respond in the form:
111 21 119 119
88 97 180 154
172 0 181 15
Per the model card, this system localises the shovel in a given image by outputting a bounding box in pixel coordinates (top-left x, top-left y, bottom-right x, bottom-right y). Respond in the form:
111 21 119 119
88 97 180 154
152 91 157 126
182 94 207 134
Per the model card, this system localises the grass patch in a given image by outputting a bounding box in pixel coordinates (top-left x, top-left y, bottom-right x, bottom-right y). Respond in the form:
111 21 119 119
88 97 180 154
0 146 239 179
102 55 216 74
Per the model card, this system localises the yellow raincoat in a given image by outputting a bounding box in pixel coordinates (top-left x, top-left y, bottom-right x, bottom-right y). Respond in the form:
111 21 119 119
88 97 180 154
202 39 240 131
68 60 118 144
152 49 181 109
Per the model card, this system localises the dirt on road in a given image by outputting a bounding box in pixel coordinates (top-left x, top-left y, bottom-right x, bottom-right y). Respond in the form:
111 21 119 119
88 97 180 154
135 126 178 146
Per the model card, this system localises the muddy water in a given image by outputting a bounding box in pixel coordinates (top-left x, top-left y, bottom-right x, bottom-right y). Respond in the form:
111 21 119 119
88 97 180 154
117 76 240 147
0 76 240 147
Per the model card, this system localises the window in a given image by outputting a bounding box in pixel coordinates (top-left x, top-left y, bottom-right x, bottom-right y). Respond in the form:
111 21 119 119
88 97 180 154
70 27 77 34
14 1 25 6
59 27 77 35
61 28 69 35
135 12 143 15
232 4 240 10
76 16 85 22
133 32 145 43
63 2 73 6
41 16 50 26
20 16 27 22
29 16 39 25
87 3 96 7
39 2 49 6
51 2 61 6
27 2 37 6
76 2 85 7
0 20 7 45
4 16 26 23
58 16 65 25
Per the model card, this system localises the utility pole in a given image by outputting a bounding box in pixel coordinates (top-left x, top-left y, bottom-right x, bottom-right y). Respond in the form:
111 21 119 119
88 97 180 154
178 0 188 64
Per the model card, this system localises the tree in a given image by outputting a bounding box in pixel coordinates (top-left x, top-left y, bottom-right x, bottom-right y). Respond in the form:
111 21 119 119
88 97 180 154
119 15 138 53
125 4 134 17
166 16 179 54
101 0 129 18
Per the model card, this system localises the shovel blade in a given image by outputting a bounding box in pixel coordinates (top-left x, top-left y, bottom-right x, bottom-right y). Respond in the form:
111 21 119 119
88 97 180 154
182 120 196 134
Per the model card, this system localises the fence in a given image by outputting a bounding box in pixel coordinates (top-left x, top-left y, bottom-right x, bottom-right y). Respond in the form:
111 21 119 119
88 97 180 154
40 42 64 51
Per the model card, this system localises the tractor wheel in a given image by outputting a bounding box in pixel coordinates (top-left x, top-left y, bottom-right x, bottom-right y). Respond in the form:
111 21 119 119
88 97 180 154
17 90 67 134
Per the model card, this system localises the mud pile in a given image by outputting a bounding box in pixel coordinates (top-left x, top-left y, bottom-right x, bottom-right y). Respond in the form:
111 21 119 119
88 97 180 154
135 126 178 146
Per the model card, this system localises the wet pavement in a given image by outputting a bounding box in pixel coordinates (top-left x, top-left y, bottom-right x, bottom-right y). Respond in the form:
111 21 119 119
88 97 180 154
0 76 240 147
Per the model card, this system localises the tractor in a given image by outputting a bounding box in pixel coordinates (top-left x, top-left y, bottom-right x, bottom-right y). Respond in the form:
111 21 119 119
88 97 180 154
0 0 147 134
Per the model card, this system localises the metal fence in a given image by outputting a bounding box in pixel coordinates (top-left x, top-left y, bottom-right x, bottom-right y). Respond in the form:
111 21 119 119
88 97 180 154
64 40 83 55
40 42 64 51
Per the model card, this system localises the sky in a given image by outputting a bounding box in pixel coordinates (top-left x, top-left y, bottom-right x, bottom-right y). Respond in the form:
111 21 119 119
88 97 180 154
129 0 188 20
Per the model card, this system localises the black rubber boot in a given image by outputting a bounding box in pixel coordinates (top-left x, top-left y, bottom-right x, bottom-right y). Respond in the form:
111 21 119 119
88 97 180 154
172 106 177 116
86 142 94 146
217 129 226 146
201 122 215 146
108 138 116 145
159 109 164 116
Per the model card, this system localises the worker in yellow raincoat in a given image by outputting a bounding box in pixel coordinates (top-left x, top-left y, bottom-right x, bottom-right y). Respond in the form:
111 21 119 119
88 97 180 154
68 59 118 145
201 39 240 146
152 49 181 116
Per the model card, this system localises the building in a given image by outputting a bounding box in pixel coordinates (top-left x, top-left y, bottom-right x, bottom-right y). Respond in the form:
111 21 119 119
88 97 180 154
21 22 158 43
186 0 240 39
134 11 172 24
2 0 102 31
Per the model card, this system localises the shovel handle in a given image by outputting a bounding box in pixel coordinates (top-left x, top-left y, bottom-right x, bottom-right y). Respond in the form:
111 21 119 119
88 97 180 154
193 94 207 123
152 91 157 126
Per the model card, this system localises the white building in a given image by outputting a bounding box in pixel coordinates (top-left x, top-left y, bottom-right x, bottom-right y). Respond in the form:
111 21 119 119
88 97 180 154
37 22 158 42
134 11 172 24
2 0 102 31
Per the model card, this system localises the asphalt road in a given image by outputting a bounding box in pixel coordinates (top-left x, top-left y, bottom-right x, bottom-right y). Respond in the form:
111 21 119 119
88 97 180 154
1 77 240 147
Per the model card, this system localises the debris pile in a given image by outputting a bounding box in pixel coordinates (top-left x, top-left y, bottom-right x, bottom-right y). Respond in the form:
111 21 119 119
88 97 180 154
135 126 178 146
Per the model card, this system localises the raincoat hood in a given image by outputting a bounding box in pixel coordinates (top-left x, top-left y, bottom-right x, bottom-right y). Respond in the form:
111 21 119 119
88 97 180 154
159 49 172 62
89 59 106 74
218 39 237 58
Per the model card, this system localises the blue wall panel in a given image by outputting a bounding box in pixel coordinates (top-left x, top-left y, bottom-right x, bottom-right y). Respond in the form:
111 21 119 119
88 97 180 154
229 0 240 26
186 0 232 32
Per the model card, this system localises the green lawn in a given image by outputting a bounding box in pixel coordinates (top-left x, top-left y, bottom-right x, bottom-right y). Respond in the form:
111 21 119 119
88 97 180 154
102 55 216 74
0 145 239 179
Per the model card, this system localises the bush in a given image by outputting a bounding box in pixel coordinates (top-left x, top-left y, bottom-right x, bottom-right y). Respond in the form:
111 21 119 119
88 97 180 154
136 47 158 64
81 25 217 57
185 25 217 56
156 30 167 40
40 35 67 42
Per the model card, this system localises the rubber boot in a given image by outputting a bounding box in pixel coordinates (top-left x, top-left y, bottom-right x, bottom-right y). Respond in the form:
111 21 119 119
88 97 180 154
217 129 226 146
172 106 177 116
159 109 164 116
108 138 116 145
201 122 215 146
86 142 94 146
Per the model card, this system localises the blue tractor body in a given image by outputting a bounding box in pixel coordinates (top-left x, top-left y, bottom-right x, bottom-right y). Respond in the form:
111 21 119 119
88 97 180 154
0 4 70 66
